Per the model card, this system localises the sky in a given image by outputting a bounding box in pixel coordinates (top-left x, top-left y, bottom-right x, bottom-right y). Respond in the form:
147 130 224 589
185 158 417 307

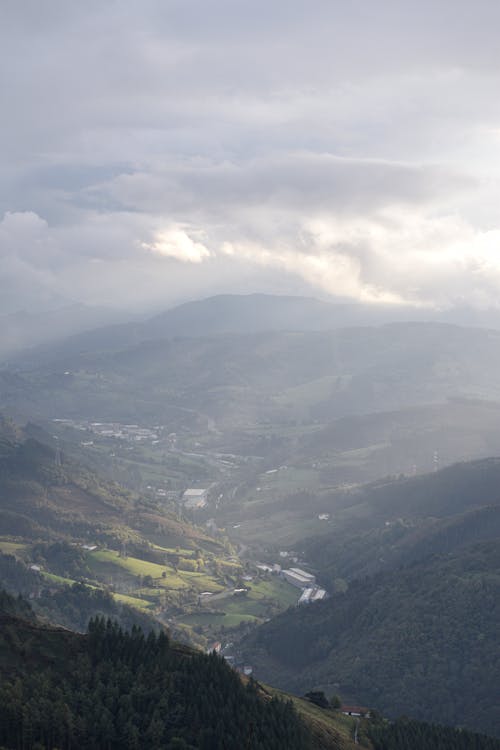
2 0 500 315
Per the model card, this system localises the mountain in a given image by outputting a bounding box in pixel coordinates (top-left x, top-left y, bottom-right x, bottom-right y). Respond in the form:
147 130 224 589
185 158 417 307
3 294 351 365
12 294 500 366
298 457 500 584
238 459 500 736
1 294 422 365
241 540 500 738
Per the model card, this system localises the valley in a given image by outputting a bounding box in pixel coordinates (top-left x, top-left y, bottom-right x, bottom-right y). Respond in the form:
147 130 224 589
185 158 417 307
1 296 500 741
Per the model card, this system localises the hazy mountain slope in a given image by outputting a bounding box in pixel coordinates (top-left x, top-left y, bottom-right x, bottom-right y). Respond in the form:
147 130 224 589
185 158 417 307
0 304 128 359
242 541 500 737
8 294 347 365
219 454 500 561
6 323 500 429
12 293 500 368
297 399 500 482
299 457 500 583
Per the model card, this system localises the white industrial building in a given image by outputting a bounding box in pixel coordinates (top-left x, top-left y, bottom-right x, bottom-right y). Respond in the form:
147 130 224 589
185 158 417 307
182 488 208 509
282 567 316 588
298 587 327 605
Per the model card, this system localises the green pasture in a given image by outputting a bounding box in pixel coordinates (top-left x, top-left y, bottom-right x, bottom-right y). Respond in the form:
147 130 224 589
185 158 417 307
112 592 153 610
183 577 298 630
247 578 298 607
0 540 28 556
41 572 78 586
176 570 225 593
227 509 335 547
152 543 194 556
182 611 261 628
90 549 188 589
89 548 228 593
273 375 340 409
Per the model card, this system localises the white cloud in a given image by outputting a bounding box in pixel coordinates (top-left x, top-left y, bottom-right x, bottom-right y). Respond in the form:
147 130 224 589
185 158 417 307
143 226 211 263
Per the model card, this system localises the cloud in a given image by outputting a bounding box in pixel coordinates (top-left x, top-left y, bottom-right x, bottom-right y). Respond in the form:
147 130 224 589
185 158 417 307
143 226 211 263
2 1 500 315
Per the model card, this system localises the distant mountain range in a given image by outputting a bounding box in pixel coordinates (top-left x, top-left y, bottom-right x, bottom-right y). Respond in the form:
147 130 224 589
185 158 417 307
9 292 500 365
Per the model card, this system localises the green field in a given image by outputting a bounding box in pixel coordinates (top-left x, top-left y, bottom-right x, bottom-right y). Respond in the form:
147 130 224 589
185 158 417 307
112 592 154 610
0 540 28 556
90 549 188 589
41 571 79 586
182 611 261 628
181 577 299 633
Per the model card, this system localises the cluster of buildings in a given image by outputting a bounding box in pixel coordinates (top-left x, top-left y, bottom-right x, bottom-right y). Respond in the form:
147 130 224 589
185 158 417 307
281 566 327 604
53 418 161 443
150 487 210 509
254 561 328 605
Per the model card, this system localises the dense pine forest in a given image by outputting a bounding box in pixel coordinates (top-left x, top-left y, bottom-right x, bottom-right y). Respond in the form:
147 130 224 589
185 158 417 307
368 718 500 750
0 592 311 750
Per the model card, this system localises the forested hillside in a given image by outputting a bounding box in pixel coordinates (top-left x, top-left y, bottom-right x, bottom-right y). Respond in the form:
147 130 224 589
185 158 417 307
0 592 312 750
367 718 500 750
300 457 500 584
242 541 500 737
3 589 500 750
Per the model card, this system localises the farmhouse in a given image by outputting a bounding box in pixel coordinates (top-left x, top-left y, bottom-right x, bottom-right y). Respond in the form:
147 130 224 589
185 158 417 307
341 705 371 718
